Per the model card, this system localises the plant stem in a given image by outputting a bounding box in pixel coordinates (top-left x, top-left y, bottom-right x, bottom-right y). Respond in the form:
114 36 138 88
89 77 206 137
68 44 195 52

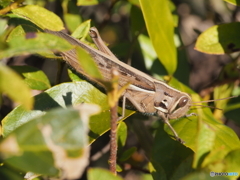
109 102 118 175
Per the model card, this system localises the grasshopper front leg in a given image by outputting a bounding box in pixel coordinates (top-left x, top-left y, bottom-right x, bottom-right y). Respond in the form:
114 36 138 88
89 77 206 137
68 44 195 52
159 113 185 144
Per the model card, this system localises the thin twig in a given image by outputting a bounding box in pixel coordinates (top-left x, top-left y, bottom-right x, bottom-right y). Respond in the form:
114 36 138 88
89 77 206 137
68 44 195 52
106 68 128 175
108 68 120 175
109 101 118 175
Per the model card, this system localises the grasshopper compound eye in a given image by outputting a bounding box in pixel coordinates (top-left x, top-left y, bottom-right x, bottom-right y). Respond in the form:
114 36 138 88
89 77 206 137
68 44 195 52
178 97 189 107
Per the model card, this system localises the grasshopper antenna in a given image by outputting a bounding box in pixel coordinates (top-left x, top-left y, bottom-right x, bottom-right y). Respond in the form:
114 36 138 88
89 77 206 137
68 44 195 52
192 95 238 104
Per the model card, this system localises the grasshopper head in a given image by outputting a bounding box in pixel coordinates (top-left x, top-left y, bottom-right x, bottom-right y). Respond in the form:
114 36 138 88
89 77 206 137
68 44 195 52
154 91 192 120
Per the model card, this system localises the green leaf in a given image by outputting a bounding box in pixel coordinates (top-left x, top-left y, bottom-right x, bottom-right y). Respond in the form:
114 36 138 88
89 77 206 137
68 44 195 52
152 101 240 179
6 24 39 42
152 123 194 180
224 0 240 6
1 81 134 143
0 18 7 35
88 168 124 180
0 64 33 110
0 164 24 180
119 147 137 162
224 96 240 126
224 149 240 178
213 83 234 120
62 0 83 33
171 156 194 180
75 46 103 79
11 5 64 31
201 144 240 172
169 1 178 27
191 105 216 169
64 13 82 33
0 105 98 178
77 0 107 6
149 160 167 180
0 32 73 59
0 0 12 8
68 69 84 81
198 111 239 166
117 121 127 149
195 22 240 54
138 34 157 70
116 164 123 172
10 66 51 90
163 78 240 171
139 0 177 75
5 25 61 59
71 20 91 40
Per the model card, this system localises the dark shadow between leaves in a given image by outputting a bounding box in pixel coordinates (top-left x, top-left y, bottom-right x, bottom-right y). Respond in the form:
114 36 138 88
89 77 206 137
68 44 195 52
195 151 210 169
10 65 40 74
88 130 101 141
33 91 74 111
62 92 73 106
8 18 41 32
